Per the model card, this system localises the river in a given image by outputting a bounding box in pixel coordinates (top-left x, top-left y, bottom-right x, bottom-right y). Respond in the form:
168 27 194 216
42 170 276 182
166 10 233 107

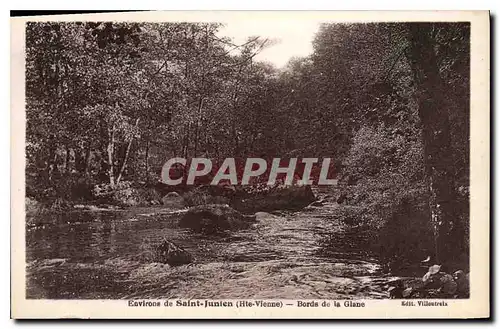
26 202 396 299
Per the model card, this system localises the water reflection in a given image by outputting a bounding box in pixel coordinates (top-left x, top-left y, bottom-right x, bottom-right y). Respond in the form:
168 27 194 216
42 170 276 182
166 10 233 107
26 210 224 264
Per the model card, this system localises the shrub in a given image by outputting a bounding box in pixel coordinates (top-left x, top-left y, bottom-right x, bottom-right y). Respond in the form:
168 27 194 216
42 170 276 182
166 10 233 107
334 124 438 272
25 197 42 216
26 172 94 203
376 195 434 272
137 187 161 205
92 181 161 207
182 186 230 207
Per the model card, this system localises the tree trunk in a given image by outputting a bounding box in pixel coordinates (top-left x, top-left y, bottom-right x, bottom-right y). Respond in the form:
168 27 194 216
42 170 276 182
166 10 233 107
107 123 116 187
74 147 84 172
145 139 150 174
116 118 140 184
46 135 57 182
232 121 239 157
83 142 92 176
194 98 204 157
194 124 199 157
183 123 190 158
65 145 71 172
406 23 462 264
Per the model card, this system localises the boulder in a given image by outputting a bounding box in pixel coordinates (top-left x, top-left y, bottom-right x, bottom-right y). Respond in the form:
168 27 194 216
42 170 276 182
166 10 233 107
162 192 185 209
179 204 257 234
454 270 470 297
231 185 316 214
153 239 192 266
439 274 458 295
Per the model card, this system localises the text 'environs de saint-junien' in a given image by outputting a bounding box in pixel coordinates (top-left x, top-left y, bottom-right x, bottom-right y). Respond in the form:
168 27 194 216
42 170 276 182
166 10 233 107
127 300 368 308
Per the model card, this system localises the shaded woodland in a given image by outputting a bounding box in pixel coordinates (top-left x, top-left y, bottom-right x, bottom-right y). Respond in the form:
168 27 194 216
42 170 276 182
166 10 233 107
25 22 470 272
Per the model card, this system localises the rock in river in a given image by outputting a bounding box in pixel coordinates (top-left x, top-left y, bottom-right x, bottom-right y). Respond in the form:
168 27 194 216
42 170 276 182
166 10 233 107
162 192 185 209
231 185 316 214
153 239 193 266
179 204 257 234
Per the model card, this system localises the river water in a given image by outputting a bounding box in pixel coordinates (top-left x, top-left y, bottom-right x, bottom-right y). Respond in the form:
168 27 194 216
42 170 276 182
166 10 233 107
26 203 395 299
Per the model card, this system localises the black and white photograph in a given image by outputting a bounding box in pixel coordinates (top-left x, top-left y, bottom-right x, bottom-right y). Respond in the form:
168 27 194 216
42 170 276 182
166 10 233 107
10 11 490 319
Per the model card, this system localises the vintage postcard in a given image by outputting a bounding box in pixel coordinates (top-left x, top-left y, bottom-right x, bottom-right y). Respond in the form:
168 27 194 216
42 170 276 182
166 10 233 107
11 11 490 319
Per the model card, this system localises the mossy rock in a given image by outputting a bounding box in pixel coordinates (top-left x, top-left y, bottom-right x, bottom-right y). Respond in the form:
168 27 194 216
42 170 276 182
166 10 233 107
179 204 257 234
231 185 316 214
